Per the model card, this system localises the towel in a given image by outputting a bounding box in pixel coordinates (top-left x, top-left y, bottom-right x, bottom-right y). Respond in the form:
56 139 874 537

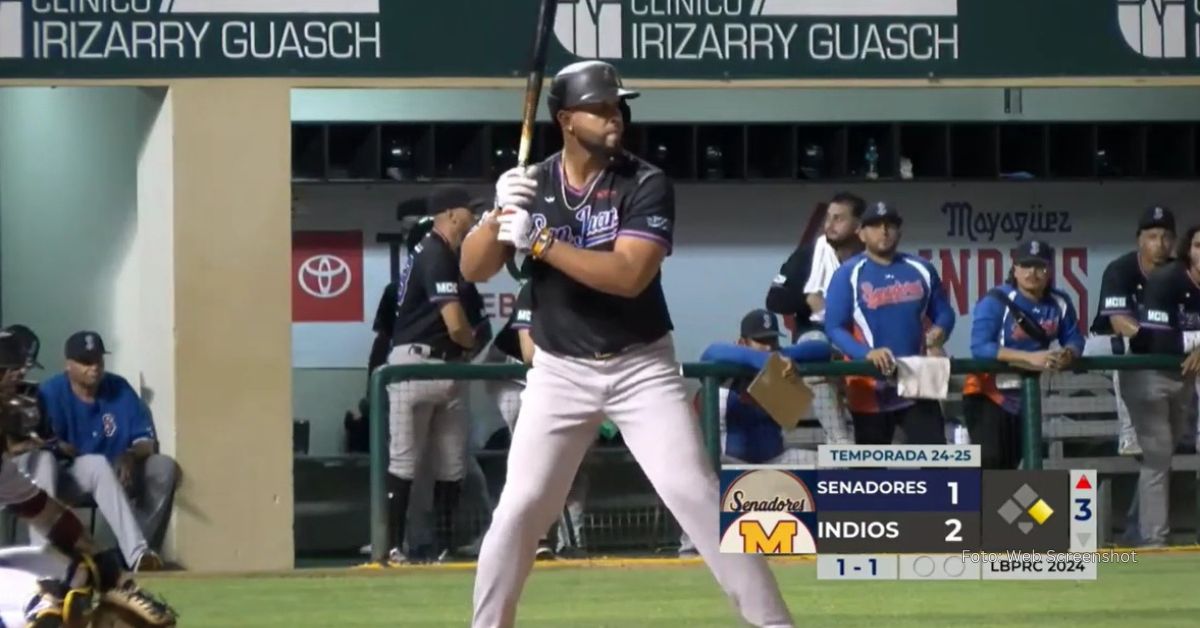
895 356 951 400
803 235 841 324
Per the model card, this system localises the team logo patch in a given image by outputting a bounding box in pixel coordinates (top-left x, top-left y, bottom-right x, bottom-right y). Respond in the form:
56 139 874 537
102 413 117 438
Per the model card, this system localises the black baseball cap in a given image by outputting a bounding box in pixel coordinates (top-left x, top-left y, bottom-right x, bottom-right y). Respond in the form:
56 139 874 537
0 330 24 370
1138 205 1176 234
740 309 782 343
65 331 109 364
860 201 902 227
1014 239 1054 267
426 185 476 216
3 324 41 369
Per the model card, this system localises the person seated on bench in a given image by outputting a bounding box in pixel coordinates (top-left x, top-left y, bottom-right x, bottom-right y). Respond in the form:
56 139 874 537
965 239 1084 469
30 331 178 570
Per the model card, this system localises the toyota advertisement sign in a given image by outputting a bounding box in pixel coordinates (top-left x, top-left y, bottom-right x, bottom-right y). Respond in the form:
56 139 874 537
292 230 363 323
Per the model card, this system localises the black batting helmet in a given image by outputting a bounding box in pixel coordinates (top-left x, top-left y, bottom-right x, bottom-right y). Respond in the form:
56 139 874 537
547 61 639 121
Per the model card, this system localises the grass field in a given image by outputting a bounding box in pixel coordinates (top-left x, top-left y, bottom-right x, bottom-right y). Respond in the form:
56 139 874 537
138 553 1200 627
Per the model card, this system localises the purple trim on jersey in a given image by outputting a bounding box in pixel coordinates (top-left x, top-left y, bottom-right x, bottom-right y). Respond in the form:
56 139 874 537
510 322 531 330
1098 308 1133 317
1141 321 1173 331
618 229 671 251
429 295 459 303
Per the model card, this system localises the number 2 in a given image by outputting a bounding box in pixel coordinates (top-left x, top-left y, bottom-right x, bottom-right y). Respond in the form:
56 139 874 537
945 518 962 542
948 481 959 505
1074 498 1093 521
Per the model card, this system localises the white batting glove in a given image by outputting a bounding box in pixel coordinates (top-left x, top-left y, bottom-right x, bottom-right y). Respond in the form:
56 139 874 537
497 208 535 252
495 166 538 211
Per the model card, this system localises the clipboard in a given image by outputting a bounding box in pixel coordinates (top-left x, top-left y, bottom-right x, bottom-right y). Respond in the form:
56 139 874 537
746 353 814 430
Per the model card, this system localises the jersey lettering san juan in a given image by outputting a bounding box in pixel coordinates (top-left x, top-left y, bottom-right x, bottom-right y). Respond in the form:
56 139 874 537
527 152 675 357
824 252 956 414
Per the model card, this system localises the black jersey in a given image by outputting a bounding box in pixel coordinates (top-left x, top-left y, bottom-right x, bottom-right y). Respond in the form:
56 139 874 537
527 152 674 358
765 243 816 328
1091 250 1152 335
493 282 533 362
1131 262 1200 355
392 230 470 358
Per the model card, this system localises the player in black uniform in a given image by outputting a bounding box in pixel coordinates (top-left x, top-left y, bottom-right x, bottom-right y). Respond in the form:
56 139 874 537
1123 222 1200 547
460 60 792 628
1088 206 1177 457
765 192 864 446
384 186 484 564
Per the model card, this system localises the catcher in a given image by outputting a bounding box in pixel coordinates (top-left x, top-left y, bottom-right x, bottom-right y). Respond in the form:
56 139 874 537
0 331 177 628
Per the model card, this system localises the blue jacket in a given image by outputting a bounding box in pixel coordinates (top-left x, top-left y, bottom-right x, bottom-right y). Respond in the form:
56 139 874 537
38 373 155 462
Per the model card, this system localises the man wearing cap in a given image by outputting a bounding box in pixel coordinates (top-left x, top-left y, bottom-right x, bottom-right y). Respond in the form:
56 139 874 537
965 239 1085 469
824 202 956 445
26 330 174 571
677 309 831 554
384 185 484 564
1088 206 1178 458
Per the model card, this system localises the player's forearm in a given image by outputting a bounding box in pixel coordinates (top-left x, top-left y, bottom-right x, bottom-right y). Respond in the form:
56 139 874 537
540 243 654 298
460 221 510 283
700 343 768 370
1110 314 1140 338
827 326 869 360
128 439 155 460
995 347 1035 365
805 293 825 315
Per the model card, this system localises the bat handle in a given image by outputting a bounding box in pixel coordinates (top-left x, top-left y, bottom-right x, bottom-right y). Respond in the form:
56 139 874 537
517 134 534 169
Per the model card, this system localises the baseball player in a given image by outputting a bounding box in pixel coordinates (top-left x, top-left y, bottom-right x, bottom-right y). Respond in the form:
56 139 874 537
486 281 591 559
824 202 956 445
384 186 484 564
460 61 793 628
1087 206 1177 456
1122 223 1200 547
965 239 1085 469
0 334 177 628
678 309 831 555
766 192 865 446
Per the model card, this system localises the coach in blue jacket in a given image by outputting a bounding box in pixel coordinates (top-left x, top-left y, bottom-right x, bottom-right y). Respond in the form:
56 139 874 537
37 331 179 557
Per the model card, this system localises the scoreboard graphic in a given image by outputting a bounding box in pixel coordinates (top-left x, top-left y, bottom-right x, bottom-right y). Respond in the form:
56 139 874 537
717 445 1106 581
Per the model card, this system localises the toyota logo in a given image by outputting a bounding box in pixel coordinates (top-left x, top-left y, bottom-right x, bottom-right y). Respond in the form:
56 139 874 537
298 254 352 298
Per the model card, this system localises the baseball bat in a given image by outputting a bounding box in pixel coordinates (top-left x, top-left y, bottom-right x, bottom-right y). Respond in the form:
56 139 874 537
517 0 559 167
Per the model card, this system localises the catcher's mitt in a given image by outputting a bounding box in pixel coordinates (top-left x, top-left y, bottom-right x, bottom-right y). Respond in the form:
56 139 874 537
90 600 173 628
97 582 178 628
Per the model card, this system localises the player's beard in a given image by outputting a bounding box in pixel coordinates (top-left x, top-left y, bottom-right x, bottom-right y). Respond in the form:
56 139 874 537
578 130 622 160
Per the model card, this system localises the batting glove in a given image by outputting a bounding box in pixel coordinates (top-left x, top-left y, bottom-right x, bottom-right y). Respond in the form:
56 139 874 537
495 166 538 211
497 208 535 252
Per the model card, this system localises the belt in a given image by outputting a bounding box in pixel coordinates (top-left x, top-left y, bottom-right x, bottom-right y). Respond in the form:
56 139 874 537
403 343 462 361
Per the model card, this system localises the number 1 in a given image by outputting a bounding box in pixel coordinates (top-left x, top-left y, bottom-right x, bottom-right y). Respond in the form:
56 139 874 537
948 481 959 505
837 558 845 576
868 558 877 576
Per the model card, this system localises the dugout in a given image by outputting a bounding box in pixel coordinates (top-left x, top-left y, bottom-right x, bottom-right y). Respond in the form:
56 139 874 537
3 1 1200 570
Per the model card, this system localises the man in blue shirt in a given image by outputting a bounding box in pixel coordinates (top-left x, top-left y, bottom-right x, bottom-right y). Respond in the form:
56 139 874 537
30 331 178 570
679 309 831 555
824 202 956 445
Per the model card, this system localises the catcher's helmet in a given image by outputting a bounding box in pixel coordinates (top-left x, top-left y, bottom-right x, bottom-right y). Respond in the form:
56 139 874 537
547 61 639 120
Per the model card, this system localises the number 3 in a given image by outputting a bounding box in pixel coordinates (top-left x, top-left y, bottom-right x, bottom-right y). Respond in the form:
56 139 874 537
1074 498 1093 521
945 518 962 542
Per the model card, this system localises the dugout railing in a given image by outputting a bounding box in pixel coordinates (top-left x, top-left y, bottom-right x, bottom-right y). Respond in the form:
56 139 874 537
365 355 1185 563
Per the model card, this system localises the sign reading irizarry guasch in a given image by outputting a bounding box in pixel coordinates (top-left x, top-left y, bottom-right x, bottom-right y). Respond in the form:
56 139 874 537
3 1 1200 81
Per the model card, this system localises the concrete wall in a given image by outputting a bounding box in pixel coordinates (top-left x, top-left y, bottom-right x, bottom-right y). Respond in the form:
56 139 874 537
0 87 157 381
0 83 294 572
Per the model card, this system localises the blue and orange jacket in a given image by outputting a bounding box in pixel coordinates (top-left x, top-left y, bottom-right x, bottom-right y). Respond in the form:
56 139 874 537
824 252 956 414
966 285 1084 414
